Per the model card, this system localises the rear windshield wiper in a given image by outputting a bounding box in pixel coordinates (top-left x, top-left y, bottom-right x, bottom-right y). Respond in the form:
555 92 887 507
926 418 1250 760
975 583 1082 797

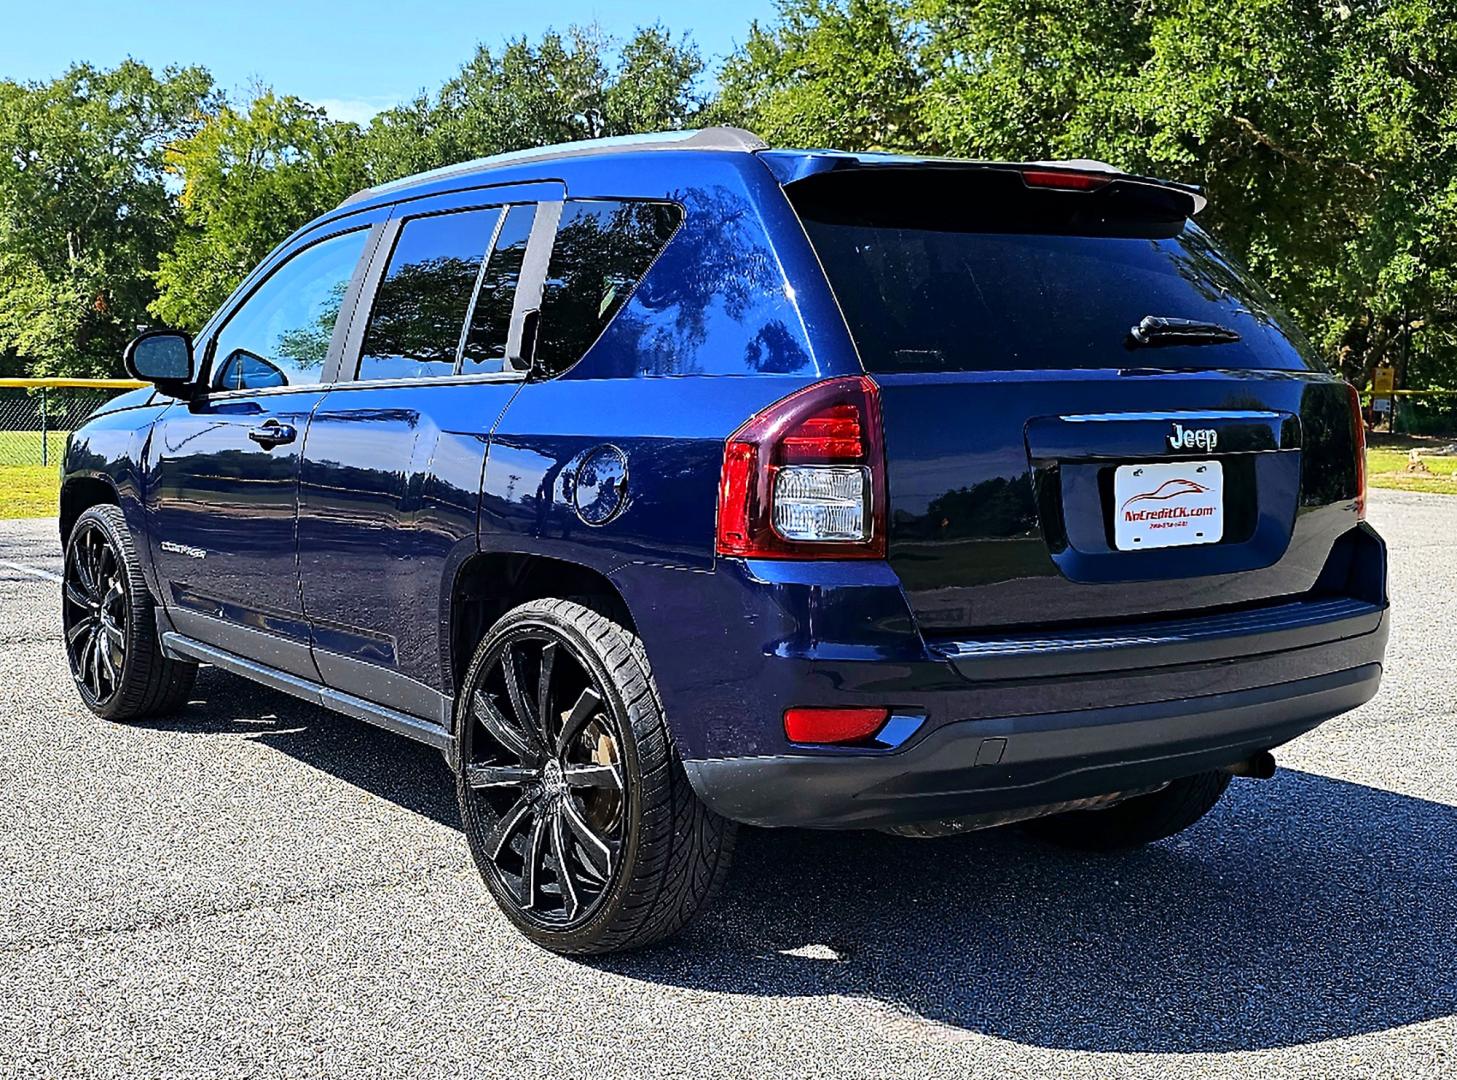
1127 315 1241 348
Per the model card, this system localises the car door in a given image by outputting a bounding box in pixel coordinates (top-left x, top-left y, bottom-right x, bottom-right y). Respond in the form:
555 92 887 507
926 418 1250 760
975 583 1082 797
146 223 378 678
296 185 561 723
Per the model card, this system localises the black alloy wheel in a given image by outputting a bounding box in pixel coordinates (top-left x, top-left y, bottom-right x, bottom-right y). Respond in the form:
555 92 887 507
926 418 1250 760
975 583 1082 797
456 599 736 954
63 517 128 708
461 625 627 928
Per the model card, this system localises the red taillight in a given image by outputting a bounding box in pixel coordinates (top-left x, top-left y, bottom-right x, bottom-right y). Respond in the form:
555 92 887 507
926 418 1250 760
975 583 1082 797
1346 382 1367 520
782 403 864 462
1020 168 1111 192
716 376 887 559
784 706 890 745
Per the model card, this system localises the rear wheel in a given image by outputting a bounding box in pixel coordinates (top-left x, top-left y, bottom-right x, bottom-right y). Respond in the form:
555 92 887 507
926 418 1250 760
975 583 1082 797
1023 770 1232 852
62 504 197 720
455 599 735 954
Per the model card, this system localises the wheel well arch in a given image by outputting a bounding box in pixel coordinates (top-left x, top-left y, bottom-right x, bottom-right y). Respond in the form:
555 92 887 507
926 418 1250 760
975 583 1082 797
59 476 120 545
447 552 636 696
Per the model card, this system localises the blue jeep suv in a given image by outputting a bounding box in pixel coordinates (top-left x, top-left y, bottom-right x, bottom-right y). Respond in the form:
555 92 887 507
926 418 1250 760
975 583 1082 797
58 128 1387 953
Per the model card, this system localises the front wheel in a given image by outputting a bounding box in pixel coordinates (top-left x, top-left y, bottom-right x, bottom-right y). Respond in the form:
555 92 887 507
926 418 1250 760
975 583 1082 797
455 599 735 954
62 504 197 721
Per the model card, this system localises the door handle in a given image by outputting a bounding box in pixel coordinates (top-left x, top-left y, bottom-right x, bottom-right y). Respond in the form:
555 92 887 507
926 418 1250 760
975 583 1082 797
248 420 297 448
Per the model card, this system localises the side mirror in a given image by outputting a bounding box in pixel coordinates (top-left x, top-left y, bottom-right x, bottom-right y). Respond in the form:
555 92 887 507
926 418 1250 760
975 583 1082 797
124 329 195 396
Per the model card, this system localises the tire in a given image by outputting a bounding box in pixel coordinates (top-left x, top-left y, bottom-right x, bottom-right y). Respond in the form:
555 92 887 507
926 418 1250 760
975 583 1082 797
455 598 736 954
62 504 197 721
1023 770 1232 852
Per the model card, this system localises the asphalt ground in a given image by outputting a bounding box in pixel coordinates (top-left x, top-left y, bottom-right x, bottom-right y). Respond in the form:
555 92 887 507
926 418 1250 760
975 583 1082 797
0 490 1452 1079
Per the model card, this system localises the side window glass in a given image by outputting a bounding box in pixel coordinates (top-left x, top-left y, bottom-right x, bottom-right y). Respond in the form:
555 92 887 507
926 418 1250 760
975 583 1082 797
461 204 536 376
211 228 368 391
356 208 500 382
534 200 681 378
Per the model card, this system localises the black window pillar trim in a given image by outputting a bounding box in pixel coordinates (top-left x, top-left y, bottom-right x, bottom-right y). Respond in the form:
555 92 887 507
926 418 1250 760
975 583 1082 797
333 214 404 385
508 200 564 371
322 218 394 386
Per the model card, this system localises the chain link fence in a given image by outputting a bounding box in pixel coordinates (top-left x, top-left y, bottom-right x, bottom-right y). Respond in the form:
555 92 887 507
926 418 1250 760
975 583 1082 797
0 381 147 467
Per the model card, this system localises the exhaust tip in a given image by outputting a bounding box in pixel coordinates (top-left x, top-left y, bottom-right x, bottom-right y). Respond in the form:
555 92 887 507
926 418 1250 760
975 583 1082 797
1225 750 1277 780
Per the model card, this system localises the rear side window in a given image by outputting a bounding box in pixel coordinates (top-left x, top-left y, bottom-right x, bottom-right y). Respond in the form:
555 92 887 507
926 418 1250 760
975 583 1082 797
534 200 681 378
791 169 1318 374
357 208 499 382
212 228 369 391
461 204 536 376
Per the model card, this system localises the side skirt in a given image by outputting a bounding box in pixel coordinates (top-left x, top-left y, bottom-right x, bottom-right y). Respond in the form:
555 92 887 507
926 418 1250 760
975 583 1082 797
160 631 454 753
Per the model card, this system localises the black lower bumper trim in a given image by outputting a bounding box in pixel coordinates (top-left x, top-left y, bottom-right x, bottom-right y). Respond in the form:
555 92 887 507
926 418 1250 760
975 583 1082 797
684 663 1382 828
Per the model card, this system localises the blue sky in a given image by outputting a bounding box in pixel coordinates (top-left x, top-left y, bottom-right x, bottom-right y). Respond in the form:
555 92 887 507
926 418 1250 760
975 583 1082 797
0 0 778 123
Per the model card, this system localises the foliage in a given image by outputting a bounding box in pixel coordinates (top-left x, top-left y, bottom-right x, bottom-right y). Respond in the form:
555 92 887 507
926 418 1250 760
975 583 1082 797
363 26 705 179
6 12 1457 386
150 91 369 331
715 0 1457 387
0 61 215 375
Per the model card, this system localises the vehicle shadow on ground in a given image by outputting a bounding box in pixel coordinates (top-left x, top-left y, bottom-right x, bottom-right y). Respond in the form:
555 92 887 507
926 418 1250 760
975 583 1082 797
160 668 1456 1055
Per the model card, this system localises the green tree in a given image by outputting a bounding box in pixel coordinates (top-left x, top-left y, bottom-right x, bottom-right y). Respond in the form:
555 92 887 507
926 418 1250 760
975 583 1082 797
150 91 369 331
363 25 705 181
0 61 215 375
716 0 1457 387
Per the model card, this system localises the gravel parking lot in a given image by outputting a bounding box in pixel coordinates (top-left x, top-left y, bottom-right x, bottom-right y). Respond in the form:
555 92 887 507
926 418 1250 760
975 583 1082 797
0 490 1452 1079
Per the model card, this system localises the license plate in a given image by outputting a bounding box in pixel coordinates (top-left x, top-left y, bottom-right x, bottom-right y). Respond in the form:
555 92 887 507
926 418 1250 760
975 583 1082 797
1113 460 1224 551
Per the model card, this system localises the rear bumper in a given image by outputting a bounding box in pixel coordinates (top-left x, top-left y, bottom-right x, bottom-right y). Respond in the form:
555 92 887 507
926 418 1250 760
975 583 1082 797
615 523 1388 829
684 659 1383 828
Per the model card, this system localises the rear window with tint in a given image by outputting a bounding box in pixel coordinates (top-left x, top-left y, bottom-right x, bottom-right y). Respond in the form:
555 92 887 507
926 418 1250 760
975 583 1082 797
791 169 1319 374
534 200 682 378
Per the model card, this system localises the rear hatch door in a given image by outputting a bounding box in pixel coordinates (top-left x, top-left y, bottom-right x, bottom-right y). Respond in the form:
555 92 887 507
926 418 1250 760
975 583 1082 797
786 164 1362 634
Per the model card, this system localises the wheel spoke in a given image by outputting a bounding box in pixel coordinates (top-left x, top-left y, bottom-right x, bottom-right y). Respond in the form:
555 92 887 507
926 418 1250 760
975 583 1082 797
484 794 533 860
522 810 549 909
86 629 103 698
98 636 118 682
464 763 539 790
536 641 556 736
556 687 603 756
66 615 95 645
501 643 545 746
101 622 124 650
473 690 531 761
550 809 580 918
564 763 621 791
562 799 614 880
64 582 94 611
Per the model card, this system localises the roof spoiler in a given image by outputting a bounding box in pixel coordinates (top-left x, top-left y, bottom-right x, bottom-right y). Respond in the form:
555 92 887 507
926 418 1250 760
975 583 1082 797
759 150 1207 216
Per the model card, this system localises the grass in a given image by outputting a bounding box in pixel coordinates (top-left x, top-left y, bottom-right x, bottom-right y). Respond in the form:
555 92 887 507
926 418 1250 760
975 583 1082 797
1367 434 1457 495
0 430 69 467
0 430 67 518
0 465 59 519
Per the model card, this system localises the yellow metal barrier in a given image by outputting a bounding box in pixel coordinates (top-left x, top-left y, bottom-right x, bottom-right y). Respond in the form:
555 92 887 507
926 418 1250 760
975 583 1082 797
0 377 147 390
0 379 147 468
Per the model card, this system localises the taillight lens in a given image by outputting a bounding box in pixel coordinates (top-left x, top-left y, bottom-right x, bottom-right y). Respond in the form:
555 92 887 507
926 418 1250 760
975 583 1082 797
716 376 887 558
1346 382 1367 520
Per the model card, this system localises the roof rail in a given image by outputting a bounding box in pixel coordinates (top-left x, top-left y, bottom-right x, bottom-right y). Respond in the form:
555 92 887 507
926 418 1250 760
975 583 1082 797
343 127 767 206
